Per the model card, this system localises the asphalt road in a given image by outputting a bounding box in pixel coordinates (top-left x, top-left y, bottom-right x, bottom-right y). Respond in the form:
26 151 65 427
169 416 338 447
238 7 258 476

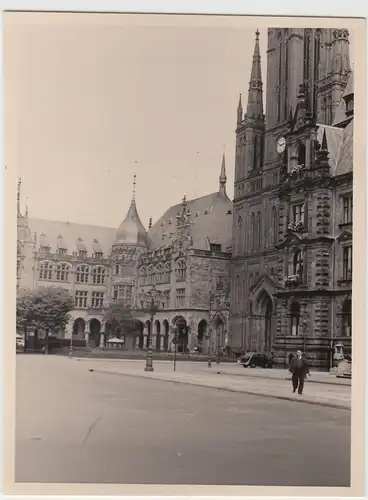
16 355 351 486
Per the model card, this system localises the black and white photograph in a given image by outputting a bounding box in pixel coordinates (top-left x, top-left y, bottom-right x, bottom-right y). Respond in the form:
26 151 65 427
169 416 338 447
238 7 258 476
2 8 365 497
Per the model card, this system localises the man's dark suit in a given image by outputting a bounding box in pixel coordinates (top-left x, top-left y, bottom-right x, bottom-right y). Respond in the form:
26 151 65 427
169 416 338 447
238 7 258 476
289 356 310 394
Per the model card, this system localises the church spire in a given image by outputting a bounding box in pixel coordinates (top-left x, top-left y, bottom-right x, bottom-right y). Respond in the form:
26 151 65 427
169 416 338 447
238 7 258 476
237 93 243 124
131 174 136 204
219 153 227 196
246 29 264 120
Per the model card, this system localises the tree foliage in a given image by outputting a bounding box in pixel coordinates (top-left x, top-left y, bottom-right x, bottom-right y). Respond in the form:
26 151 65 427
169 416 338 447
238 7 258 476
103 303 142 336
16 286 75 334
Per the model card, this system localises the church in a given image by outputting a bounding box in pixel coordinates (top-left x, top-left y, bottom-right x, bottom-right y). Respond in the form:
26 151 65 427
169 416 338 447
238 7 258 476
230 28 353 368
16 27 353 368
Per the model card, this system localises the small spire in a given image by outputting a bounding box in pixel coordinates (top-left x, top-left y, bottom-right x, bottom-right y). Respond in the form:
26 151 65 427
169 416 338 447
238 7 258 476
247 29 264 120
321 129 328 151
25 205 28 218
17 177 21 217
219 153 227 196
182 194 187 206
148 217 152 229
237 93 243 124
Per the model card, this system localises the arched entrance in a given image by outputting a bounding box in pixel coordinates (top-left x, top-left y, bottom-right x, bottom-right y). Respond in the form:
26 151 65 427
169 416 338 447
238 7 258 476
250 290 275 353
155 320 161 352
89 319 101 348
73 318 85 338
213 316 225 352
197 319 207 353
163 320 169 352
173 316 188 353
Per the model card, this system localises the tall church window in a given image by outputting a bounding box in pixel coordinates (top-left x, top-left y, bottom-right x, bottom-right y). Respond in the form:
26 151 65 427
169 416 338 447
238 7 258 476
284 30 289 120
139 266 146 286
237 216 243 254
156 264 164 283
250 213 256 252
235 275 240 306
290 301 300 336
272 206 278 245
256 212 262 250
342 195 353 224
303 29 312 85
253 136 258 170
39 261 53 280
163 262 171 283
147 265 154 285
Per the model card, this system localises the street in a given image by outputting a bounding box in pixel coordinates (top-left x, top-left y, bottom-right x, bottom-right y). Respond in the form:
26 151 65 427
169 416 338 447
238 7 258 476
16 355 351 486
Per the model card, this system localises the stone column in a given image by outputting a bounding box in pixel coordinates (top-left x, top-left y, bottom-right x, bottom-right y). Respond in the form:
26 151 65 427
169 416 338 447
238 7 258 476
99 333 105 348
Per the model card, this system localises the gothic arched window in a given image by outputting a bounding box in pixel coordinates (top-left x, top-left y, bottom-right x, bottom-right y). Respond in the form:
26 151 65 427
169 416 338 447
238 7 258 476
253 136 258 170
237 216 243 254
250 213 256 252
156 264 163 283
56 262 71 281
272 206 278 245
235 275 240 306
176 259 187 282
257 212 262 250
147 265 154 285
163 262 171 283
277 32 283 123
284 29 289 120
313 29 322 115
39 261 53 280
290 301 300 336
139 266 146 286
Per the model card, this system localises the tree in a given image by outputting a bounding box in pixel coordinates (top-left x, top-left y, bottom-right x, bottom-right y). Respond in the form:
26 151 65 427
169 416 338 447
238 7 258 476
103 303 139 338
16 286 75 352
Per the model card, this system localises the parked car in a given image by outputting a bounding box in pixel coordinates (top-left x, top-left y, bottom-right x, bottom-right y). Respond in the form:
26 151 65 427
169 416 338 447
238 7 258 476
16 334 25 352
240 352 274 368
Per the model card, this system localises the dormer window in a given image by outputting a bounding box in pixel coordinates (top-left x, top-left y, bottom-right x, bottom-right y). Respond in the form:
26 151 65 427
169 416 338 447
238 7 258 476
78 250 87 258
57 248 67 256
40 245 50 254
210 243 222 253
94 252 103 260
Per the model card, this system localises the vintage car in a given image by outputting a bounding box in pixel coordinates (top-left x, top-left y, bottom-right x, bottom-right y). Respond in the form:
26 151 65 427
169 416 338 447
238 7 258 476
239 352 274 368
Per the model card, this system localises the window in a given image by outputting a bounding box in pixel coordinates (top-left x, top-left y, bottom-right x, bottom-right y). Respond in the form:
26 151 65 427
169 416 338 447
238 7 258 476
115 263 120 275
163 262 171 283
277 33 282 122
176 288 185 308
237 216 242 254
342 195 353 224
56 263 70 281
147 266 154 285
78 250 87 258
313 30 321 114
92 266 106 285
156 264 164 283
250 213 255 252
57 248 67 256
39 261 53 280
216 276 224 290
256 212 262 250
210 244 222 253
303 29 311 93
293 250 304 279
253 136 258 170
40 245 50 254
76 264 89 283
94 252 103 260
75 291 88 308
272 206 278 245
343 245 352 280
342 299 352 337
91 292 104 309
161 290 170 310
17 259 21 279
113 285 133 307
176 259 187 281
139 267 146 286
290 301 300 336
235 275 240 305
292 203 305 224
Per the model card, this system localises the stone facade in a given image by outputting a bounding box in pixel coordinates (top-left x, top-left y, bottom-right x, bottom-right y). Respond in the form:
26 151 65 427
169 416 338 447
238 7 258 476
230 28 353 368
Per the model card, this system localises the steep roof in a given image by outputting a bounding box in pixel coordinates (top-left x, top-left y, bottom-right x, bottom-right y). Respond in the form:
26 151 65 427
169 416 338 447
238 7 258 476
148 191 233 252
115 198 148 247
28 218 116 256
316 120 353 177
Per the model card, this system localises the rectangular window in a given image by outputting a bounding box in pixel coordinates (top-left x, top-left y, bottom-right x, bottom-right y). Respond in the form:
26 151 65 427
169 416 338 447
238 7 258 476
78 250 87 258
176 288 185 308
91 292 104 308
292 203 304 224
342 195 353 224
113 285 133 307
75 291 88 308
40 245 50 254
343 245 352 280
57 248 67 256
210 244 222 253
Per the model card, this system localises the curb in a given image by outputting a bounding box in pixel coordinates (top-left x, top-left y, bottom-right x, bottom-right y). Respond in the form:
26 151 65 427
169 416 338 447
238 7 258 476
92 369 351 411
206 370 351 387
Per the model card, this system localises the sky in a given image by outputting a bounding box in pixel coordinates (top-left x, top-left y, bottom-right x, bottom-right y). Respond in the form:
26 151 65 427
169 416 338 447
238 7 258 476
4 12 268 230
3 13 354 230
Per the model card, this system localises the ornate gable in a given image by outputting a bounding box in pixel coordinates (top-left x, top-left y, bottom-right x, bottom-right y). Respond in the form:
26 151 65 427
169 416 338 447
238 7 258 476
337 229 352 243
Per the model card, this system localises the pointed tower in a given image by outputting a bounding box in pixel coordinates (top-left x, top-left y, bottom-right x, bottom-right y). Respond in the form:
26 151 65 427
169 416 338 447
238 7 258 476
246 29 264 121
237 93 243 125
219 153 227 197
114 175 148 248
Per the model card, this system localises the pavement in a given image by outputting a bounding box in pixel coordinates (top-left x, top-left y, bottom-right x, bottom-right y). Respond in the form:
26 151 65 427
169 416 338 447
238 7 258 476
78 358 352 411
16 355 351 486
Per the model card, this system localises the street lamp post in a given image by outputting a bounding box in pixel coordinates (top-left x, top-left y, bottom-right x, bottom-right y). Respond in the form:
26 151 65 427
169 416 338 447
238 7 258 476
207 328 212 368
136 285 162 373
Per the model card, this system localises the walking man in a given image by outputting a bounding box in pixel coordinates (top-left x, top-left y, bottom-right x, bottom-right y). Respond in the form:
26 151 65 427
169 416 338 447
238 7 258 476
289 350 310 395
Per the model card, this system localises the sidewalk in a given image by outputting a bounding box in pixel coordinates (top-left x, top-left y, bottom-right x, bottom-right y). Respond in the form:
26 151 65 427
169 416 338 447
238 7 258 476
82 359 351 411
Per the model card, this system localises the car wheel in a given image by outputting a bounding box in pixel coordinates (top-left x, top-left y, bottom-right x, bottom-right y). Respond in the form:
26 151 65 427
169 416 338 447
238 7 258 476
250 363 256 368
